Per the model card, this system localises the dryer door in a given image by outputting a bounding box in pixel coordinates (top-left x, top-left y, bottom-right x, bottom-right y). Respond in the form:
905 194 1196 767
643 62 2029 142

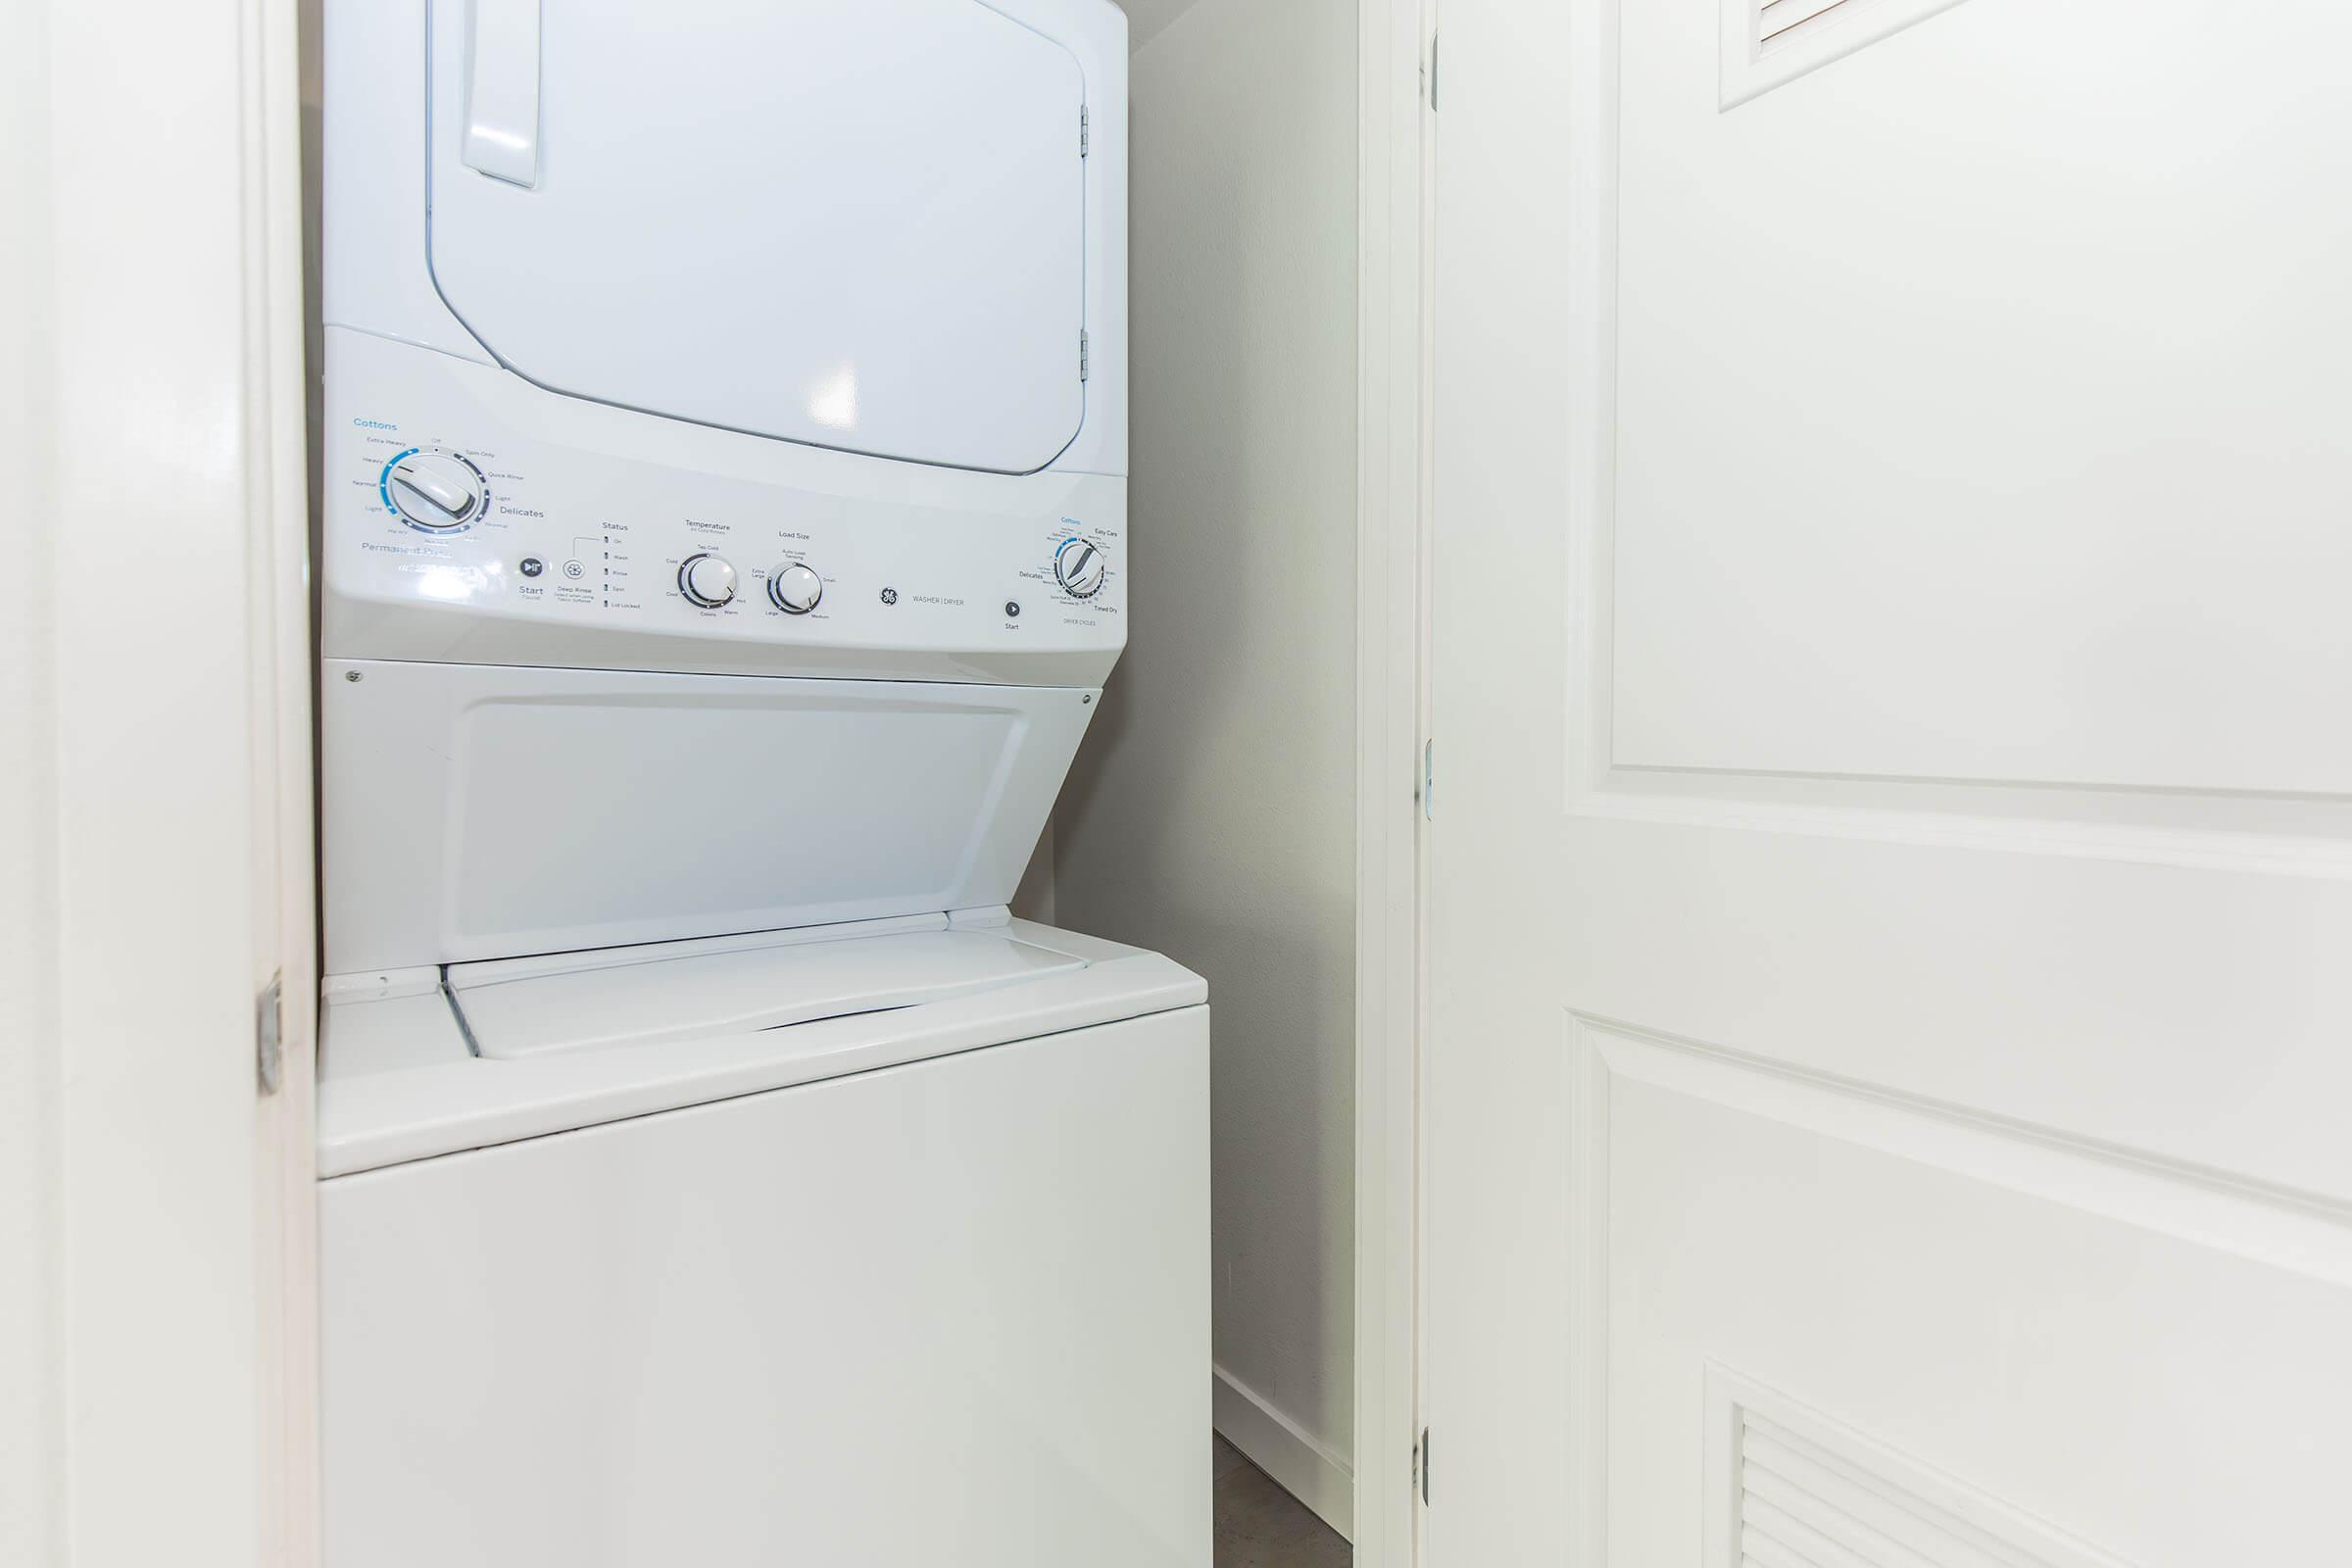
425 0 1088 475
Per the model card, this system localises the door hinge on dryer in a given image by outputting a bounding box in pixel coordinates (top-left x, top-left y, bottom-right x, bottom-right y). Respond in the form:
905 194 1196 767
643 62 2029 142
1080 329 1090 382
1080 104 1091 157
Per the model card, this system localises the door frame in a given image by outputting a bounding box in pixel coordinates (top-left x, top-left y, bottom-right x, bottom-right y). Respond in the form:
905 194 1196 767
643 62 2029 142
5 0 318 1559
1353 0 1433 1561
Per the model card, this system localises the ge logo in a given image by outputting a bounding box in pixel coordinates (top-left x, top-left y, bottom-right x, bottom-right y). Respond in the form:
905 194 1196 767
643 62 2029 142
879 587 899 605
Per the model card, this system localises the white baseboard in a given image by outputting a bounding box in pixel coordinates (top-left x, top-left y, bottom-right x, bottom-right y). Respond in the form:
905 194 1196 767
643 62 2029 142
1212 1364 1353 1542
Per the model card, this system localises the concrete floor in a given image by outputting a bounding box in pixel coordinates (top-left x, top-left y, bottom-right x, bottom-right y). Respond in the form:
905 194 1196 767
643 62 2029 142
1213 1437 1351 1568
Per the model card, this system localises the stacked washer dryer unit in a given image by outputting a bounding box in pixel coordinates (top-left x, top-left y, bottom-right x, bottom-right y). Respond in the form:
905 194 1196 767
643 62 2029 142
318 2 1206 1564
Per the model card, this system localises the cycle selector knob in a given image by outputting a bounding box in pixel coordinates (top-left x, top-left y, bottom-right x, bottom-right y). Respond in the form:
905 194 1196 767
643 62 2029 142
768 563 823 614
678 553 738 608
386 452 483 530
1054 537 1107 598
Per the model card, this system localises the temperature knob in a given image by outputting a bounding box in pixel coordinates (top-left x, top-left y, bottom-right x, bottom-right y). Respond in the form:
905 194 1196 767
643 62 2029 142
678 553 738 608
386 452 483 530
768 563 823 614
1054 537 1107 599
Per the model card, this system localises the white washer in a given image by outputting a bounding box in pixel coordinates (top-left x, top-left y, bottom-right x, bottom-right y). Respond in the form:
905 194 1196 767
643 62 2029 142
318 917 1206 1567
318 2 1206 1562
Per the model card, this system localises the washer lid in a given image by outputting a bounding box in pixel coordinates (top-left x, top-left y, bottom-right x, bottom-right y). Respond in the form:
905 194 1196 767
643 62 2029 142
449 916 1088 1059
316 920 1202 1177
426 0 1089 474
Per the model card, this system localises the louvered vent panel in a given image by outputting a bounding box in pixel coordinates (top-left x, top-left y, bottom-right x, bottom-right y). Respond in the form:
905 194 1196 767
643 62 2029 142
1730 0 1969 105
1759 0 1856 48
1737 1409 2065 1568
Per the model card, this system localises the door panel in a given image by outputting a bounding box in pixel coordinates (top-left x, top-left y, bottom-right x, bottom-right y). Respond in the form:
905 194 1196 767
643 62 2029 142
1428 1 2352 1562
1611 1 2352 796
1607 1052 2351 1565
427 0 1087 474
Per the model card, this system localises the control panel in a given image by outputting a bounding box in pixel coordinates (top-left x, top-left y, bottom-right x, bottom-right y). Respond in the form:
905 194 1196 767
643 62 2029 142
323 328 1125 685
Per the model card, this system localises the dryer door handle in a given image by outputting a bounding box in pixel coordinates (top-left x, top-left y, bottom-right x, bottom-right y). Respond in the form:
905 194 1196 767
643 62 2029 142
463 0 541 187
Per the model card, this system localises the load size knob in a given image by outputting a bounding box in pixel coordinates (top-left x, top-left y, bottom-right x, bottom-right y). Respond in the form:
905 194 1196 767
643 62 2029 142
768 563 823 614
1054 537 1106 599
678 553 738 609
386 452 483 530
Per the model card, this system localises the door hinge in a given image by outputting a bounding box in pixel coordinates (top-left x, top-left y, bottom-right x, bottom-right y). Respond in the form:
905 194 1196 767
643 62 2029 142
1080 329 1090 382
255 969 284 1095
1416 1426 1431 1504
1421 737 1435 820
1427 31 1439 111
1080 104 1091 158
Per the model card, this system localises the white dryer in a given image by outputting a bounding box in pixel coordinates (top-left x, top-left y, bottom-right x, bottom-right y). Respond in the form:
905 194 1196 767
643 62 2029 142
316 1 1206 1563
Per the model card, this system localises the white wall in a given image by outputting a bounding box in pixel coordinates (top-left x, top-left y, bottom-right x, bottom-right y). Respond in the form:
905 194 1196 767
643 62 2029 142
1060 0 1360 1531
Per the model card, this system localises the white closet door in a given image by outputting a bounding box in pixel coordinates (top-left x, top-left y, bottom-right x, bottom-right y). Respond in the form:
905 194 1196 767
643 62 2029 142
427 0 1088 474
1427 0 2352 1563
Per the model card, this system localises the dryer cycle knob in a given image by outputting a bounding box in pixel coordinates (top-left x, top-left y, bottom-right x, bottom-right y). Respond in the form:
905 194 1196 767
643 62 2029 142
1054 537 1106 598
386 452 483 530
768 563 823 614
678 553 738 609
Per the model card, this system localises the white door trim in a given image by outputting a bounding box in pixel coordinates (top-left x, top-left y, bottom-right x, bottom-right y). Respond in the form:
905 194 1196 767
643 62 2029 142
1353 0 1430 1560
5 0 318 1559
254 0 323 1554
